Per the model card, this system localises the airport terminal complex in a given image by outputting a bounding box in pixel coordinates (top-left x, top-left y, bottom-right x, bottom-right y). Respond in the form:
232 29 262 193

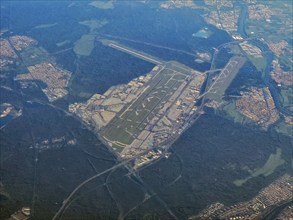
69 41 243 168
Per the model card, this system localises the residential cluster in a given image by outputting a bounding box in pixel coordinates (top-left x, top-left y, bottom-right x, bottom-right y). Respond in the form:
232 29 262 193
267 40 288 57
246 3 292 81
203 9 240 34
204 0 233 8
257 175 292 207
161 0 239 34
271 59 293 86
160 0 197 9
1 35 73 102
0 39 18 69
191 174 292 220
16 62 71 102
201 0 239 34
9 35 37 51
0 59 14 68
239 41 262 58
248 4 278 21
236 87 279 128
284 116 293 125
0 39 17 58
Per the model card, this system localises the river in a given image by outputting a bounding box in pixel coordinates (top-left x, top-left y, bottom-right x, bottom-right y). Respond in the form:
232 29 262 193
236 0 293 117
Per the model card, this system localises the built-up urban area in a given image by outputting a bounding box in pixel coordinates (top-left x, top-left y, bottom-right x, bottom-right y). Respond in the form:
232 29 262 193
0 35 72 102
16 62 71 102
236 87 279 129
191 174 292 220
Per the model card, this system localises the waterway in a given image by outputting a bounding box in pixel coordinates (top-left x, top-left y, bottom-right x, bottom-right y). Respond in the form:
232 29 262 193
236 0 292 117
236 1 249 38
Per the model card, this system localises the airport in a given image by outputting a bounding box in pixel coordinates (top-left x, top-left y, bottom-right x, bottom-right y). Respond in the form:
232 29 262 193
69 40 245 168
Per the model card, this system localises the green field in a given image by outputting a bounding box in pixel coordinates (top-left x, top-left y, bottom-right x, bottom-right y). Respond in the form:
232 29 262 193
247 55 267 73
233 148 285 186
73 34 96 56
100 66 189 147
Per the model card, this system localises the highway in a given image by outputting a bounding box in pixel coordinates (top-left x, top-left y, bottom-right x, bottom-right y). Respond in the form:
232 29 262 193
51 141 180 220
124 163 179 220
52 159 132 220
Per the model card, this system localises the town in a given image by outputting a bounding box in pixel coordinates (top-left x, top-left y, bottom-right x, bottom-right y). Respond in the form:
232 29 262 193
190 174 293 220
239 41 263 58
160 0 198 9
16 62 71 102
9 35 37 51
271 59 293 86
0 38 18 69
203 9 240 35
0 39 17 58
236 87 279 129
1 34 72 103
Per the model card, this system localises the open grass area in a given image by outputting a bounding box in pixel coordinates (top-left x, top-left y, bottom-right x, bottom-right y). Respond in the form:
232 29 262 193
227 44 242 55
274 121 293 137
221 101 245 124
20 46 50 66
280 87 293 110
233 148 285 186
247 55 266 73
73 34 96 56
74 19 108 57
251 148 285 177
